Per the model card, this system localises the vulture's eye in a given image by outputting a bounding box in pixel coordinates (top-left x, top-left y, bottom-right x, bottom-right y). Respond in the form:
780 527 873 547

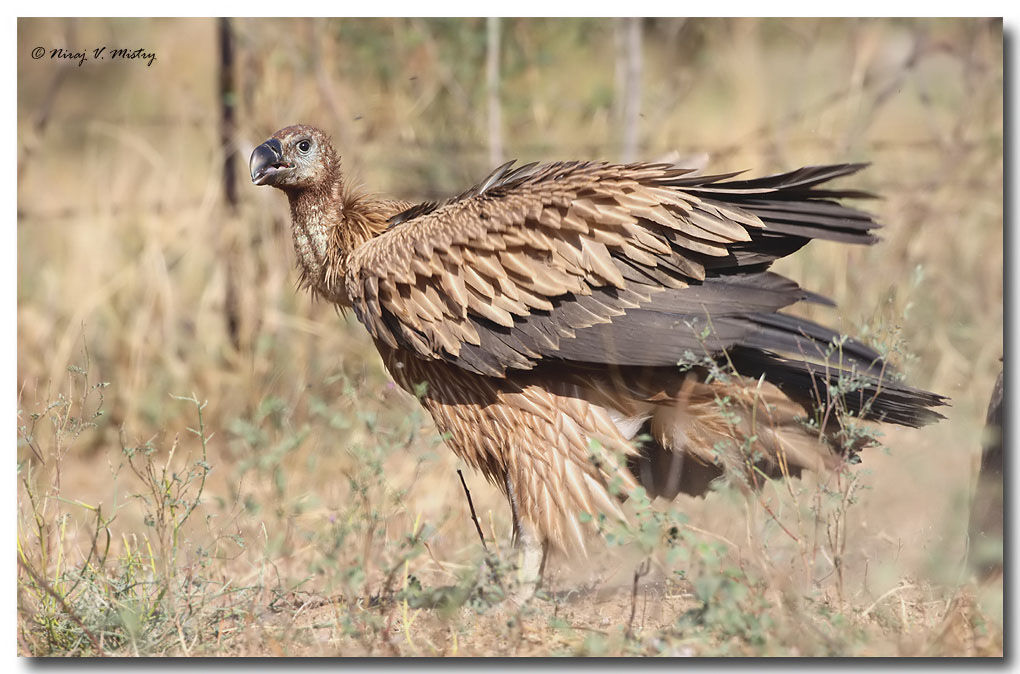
297 139 312 154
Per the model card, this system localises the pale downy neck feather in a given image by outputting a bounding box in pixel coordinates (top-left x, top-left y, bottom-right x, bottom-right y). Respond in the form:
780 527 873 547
286 170 405 308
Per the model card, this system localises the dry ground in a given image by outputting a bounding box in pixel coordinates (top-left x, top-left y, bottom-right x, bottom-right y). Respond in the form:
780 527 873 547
17 18 1002 656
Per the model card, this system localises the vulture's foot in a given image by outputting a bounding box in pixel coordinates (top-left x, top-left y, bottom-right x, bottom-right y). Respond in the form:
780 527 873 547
508 529 548 605
504 469 549 604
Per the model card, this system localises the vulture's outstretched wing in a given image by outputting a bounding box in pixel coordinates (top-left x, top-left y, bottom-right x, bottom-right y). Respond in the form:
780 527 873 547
344 161 883 378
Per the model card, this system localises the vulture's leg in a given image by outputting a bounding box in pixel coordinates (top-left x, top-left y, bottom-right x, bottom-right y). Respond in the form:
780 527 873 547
505 469 547 602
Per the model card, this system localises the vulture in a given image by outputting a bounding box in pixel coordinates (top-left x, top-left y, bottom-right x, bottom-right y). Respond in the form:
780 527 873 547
250 124 946 586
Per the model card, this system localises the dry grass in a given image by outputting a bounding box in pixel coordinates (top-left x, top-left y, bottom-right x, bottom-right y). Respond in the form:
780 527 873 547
17 17 1002 656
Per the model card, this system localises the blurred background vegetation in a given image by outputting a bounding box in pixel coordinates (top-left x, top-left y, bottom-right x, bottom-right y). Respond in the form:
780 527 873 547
17 18 1002 656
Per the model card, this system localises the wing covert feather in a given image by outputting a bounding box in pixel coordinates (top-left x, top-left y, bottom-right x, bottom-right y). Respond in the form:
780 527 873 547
345 161 879 377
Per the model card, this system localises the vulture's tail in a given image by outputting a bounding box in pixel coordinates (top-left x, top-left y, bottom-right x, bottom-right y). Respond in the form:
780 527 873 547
617 344 947 501
725 347 948 429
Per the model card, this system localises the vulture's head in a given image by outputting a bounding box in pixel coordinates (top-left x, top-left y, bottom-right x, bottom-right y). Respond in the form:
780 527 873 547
250 125 338 191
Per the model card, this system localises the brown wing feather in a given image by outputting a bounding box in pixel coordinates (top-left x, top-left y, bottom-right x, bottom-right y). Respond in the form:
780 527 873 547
345 161 879 377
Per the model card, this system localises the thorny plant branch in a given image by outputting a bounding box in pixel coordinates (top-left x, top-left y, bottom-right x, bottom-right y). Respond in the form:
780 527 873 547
457 469 506 592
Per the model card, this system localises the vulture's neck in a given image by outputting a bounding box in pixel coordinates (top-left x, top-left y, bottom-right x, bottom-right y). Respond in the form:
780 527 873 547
286 175 400 307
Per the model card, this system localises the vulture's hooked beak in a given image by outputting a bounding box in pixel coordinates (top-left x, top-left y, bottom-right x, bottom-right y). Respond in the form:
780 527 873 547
250 138 290 186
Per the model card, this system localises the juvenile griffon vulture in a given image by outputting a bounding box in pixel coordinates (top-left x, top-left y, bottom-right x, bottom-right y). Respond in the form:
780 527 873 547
250 124 945 584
